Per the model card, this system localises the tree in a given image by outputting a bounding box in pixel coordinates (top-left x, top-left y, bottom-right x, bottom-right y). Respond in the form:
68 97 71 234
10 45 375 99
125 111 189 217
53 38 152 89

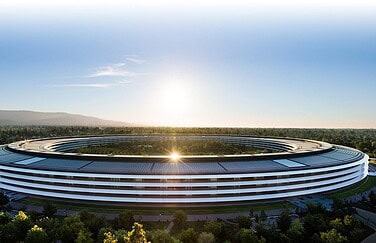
28 210 40 221
260 210 267 223
179 228 198 243
104 231 118 243
173 210 187 230
114 229 127 242
277 211 291 232
287 219 304 243
197 232 215 243
150 229 176 243
255 214 260 223
255 223 268 238
37 217 62 242
0 221 17 242
329 218 344 233
42 201 57 217
303 214 328 235
320 229 348 243
124 222 149 243
25 225 49 243
341 215 365 243
0 211 11 225
222 222 240 243
115 210 135 231
248 209 255 228
236 228 265 243
13 211 32 241
348 227 366 243
203 220 226 240
343 215 353 228
331 199 353 217
0 192 9 207
249 209 254 219
76 229 94 243
306 203 327 215
255 225 283 243
80 210 107 239
236 215 252 229
98 227 115 243
310 233 321 243
59 215 86 243
14 210 28 221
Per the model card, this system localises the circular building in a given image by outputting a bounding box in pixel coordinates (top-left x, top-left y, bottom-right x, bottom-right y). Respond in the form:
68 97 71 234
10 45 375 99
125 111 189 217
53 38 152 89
0 135 369 205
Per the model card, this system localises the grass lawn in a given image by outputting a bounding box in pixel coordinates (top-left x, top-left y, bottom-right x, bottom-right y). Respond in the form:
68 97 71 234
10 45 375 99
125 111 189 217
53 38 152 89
17 197 293 215
328 176 376 199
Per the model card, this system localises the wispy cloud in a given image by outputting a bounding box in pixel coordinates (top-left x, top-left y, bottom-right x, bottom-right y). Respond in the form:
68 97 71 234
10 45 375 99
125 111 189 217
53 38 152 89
87 56 146 78
87 65 141 78
126 57 146 64
49 80 131 88
50 56 145 89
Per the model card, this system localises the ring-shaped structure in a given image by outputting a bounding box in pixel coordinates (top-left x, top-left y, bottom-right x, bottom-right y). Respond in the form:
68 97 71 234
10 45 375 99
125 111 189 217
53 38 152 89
0 135 369 205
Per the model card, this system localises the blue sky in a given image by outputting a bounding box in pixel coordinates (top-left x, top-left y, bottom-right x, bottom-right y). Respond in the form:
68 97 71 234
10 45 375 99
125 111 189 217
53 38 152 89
0 1 375 127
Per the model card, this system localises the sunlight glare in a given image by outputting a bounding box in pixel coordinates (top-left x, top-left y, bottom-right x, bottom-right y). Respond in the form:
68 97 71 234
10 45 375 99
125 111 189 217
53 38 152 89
170 152 180 162
161 82 189 112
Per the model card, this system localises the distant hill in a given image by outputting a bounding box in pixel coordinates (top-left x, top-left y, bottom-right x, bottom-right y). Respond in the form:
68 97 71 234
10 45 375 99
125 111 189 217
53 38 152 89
0 110 134 127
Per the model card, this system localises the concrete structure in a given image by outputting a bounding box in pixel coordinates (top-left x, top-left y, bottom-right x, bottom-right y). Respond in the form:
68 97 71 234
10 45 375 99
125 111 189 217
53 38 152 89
0 135 369 205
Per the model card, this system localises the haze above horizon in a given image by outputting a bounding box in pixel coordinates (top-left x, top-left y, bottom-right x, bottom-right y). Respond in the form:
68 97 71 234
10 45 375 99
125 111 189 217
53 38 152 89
0 1 375 128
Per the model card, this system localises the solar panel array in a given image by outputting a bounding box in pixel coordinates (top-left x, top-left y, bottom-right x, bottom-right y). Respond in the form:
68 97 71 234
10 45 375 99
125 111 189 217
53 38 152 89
220 160 287 172
290 155 339 166
152 162 225 174
28 159 91 171
0 152 31 165
81 162 153 173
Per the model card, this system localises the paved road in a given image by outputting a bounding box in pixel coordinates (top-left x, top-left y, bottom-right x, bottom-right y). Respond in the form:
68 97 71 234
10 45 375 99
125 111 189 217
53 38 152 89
355 208 376 230
368 163 376 176
355 208 376 243
362 233 376 243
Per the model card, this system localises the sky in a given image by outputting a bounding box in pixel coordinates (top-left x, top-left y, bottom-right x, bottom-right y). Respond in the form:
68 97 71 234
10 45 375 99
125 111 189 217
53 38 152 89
0 0 375 128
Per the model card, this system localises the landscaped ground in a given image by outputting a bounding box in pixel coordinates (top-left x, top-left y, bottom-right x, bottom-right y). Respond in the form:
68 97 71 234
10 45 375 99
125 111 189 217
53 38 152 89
17 197 292 215
71 139 275 155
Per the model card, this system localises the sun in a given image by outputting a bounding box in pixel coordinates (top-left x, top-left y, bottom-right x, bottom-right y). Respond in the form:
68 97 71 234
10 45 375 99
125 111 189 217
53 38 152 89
150 78 196 126
169 152 180 162
161 82 189 112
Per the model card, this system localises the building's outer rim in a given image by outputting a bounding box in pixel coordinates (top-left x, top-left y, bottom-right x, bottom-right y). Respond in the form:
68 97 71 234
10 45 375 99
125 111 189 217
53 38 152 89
0 135 369 205
6 134 333 162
